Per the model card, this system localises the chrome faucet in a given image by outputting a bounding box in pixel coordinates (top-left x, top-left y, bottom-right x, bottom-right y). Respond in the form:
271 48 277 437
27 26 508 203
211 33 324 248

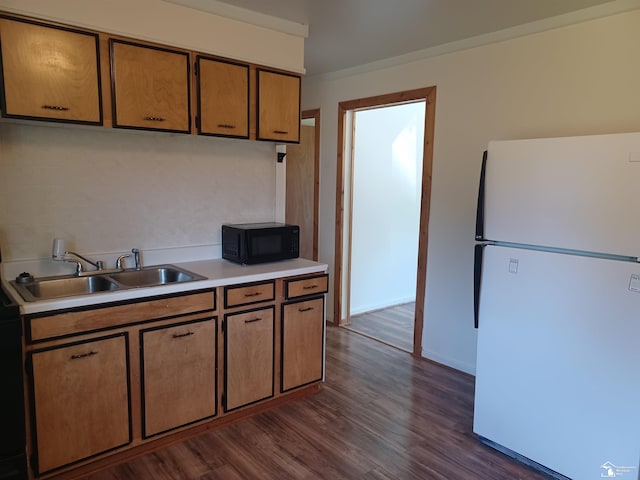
63 251 104 275
132 248 142 270
51 239 103 275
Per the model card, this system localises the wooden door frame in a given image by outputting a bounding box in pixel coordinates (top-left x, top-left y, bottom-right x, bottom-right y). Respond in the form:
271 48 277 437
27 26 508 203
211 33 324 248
302 108 320 261
333 87 436 356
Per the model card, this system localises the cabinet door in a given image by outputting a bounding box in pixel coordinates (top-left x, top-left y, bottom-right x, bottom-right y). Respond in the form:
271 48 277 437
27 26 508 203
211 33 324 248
197 57 249 138
29 334 130 474
281 297 324 392
141 318 217 437
256 69 300 143
0 17 102 124
224 306 274 411
110 39 190 132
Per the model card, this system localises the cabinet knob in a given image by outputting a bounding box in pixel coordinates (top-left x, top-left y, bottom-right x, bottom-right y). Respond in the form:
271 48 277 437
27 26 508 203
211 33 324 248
217 123 236 129
298 307 314 312
244 317 262 324
273 130 288 134
143 116 166 122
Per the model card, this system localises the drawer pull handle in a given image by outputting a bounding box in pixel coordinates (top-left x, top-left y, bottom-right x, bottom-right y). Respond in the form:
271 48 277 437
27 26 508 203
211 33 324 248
143 116 166 122
244 292 261 297
42 104 70 111
298 307 314 312
303 285 318 290
172 331 194 339
70 351 98 360
218 123 236 129
273 130 288 134
245 317 262 323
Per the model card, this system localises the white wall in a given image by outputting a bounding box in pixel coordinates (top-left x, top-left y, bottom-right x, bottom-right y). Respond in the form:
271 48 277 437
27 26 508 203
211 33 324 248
0 123 276 261
303 8 640 374
0 0 303 265
350 103 424 315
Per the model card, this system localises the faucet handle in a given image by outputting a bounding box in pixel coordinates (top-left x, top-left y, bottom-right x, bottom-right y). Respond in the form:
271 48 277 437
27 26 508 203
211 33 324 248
65 258 83 275
116 254 131 269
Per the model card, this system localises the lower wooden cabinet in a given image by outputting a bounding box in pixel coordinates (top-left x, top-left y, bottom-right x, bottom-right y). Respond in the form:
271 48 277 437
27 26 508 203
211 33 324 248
281 297 325 392
140 317 217 437
29 334 131 474
21 273 326 478
224 306 274 411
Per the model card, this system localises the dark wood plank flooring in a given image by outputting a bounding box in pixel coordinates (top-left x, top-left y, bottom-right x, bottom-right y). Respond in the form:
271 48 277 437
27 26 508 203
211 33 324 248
84 326 548 480
346 302 414 351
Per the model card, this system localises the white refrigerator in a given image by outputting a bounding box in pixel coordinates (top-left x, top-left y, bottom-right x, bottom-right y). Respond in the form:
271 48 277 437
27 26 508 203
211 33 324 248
473 133 640 480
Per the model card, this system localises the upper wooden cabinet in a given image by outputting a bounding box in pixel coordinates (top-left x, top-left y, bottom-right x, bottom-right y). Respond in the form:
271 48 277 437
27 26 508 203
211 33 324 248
110 39 190 133
0 13 302 141
256 69 301 143
0 16 102 124
196 56 249 139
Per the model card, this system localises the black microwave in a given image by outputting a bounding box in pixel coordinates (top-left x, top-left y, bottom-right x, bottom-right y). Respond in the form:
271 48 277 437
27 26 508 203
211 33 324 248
222 223 300 265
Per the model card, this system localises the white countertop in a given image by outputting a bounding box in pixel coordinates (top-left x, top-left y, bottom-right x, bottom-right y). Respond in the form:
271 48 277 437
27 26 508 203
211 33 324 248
2 258 328 315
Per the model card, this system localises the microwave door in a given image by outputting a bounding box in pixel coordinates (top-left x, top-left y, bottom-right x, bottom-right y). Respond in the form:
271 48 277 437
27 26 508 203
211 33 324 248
248 231 282 260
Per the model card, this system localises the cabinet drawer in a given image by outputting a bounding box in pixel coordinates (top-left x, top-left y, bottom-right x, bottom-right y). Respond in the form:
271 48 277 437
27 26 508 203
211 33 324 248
28 291 215 342
224 280 275 308
284 274 328 299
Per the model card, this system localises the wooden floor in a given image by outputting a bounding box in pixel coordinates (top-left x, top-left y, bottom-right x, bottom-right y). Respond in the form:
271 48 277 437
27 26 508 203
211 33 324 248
346 302 415 352
84 326 548 480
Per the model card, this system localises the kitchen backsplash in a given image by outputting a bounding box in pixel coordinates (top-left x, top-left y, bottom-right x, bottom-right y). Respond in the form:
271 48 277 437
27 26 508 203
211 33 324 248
0 122 277 261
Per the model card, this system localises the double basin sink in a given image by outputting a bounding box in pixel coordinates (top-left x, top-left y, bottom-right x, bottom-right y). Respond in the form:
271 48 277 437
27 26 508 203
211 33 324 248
11 265 207 302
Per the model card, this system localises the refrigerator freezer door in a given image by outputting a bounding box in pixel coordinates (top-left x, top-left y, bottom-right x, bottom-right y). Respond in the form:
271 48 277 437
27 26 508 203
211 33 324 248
474 245 640 480
484 132 640 257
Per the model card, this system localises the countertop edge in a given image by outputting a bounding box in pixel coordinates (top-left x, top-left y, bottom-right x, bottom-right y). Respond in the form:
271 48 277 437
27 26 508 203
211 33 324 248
3 258 328 315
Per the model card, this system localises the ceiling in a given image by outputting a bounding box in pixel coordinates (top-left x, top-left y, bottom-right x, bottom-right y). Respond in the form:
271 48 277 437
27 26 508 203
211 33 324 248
167 0 618 76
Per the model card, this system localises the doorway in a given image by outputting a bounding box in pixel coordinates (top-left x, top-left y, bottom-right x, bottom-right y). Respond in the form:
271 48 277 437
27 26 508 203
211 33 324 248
286 109 320 260
334 87 436 356
345 102 425 351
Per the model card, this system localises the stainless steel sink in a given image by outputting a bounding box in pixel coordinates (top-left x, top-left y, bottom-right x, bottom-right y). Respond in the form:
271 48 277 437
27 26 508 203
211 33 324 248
10 264 206 302
14 275 120 302
109 265 206 287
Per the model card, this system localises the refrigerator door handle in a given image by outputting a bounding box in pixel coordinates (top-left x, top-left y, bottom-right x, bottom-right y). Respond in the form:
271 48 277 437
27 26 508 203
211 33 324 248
475 150 488 241
473 244 485 328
